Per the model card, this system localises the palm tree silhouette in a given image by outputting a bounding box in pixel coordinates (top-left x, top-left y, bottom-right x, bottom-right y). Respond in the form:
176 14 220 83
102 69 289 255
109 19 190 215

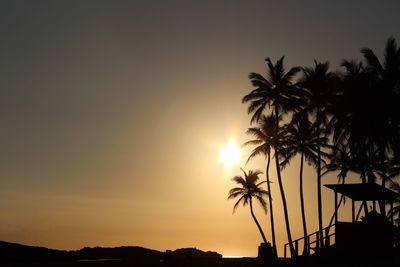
329 61 398 217
362 37 400 107
324 144 355 184
361 36 400 190
323 145 357 242
242 56 302 256
297 60 337 248
334 59 389 155
331 59 369 150
243 57 303 124
332 54 398 218
333 38 400 177
280 114 328 254
228 168 269 244
242 115 282 256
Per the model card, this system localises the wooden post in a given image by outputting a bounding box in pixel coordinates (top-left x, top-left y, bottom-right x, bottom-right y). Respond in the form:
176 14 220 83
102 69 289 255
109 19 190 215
352 200 355 222
390 201 394 225
325 228 330 246
356 201 364 221
284 244 287 258
334 192 338 224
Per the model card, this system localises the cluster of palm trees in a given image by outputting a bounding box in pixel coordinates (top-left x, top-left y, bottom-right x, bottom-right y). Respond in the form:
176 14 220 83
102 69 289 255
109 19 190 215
228 37 400 257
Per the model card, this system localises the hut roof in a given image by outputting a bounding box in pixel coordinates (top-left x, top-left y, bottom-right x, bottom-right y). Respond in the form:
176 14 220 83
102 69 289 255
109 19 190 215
324 183 398 201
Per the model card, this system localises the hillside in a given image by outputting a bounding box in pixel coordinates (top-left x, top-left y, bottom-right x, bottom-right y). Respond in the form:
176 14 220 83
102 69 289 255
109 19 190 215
0 240 222 263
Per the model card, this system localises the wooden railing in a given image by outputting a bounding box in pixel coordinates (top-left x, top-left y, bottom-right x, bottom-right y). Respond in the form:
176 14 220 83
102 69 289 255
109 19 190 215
284 225 336 258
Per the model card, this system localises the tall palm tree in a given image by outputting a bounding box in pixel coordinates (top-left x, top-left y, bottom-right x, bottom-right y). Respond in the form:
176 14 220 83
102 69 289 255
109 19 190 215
362 36 400 134
242 56 302 256
228 168 269 244
333 38 400 186
331 59 371 150
332 54 397 217
242 115 282 256
361 36 400 190
280 114 327 254
298 61 338 248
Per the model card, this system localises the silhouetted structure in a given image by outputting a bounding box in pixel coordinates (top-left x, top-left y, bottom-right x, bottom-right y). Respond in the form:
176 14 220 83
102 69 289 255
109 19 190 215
284 183 399 263
257 242 273 261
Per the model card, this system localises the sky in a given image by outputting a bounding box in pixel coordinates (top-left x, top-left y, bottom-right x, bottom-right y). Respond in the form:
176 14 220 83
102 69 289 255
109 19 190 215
1 0 400 257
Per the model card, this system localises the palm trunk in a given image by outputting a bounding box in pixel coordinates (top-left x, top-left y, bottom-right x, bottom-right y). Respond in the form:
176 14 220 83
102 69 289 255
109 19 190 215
266 152 277 257
274 147 295 256
316 108 323 249
299 152 308 255
249 198 268 244
325 194 344 246
273 109 295 257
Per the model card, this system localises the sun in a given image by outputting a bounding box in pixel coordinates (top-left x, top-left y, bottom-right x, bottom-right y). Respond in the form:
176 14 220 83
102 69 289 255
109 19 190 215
220 140 241 171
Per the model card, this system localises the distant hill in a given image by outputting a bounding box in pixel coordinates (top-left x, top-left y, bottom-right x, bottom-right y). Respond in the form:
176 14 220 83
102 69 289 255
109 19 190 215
73 246 163 262
0 241 70 262
0 240 221 262
169 248 222 259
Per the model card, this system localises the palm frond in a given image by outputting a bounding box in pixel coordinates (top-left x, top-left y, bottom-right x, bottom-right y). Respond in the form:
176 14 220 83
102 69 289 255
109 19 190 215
232 195 245 214
245 145 268 165
361 47 383 73
242 139 263 147
283 66 301 84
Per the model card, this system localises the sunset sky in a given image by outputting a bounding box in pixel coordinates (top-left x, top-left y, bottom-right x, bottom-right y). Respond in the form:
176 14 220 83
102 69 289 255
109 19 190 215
1 1 400 257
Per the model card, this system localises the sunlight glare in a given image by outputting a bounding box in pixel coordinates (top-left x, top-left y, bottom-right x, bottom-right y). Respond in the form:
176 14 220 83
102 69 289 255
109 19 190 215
220 140 241 171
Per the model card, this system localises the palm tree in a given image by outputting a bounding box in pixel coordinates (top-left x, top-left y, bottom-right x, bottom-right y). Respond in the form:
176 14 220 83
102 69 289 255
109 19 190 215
332 38 400 187
242 115 282 256
242 56 302 256
332 52 398 218
331 59 371 150
280 114 327 254
297 61 338 248
360 36 400 190
362 36 400 137
324 144 354 184
242 57 303 124
228 168 269 244
323 145 357 242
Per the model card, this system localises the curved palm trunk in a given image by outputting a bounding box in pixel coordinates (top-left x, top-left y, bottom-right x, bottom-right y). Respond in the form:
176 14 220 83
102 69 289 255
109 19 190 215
316 108 323 249
299 152 308 255
249 199 268 244
266 152 277 257
274 145 295 256
325 194 345 246
273 109 295 257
